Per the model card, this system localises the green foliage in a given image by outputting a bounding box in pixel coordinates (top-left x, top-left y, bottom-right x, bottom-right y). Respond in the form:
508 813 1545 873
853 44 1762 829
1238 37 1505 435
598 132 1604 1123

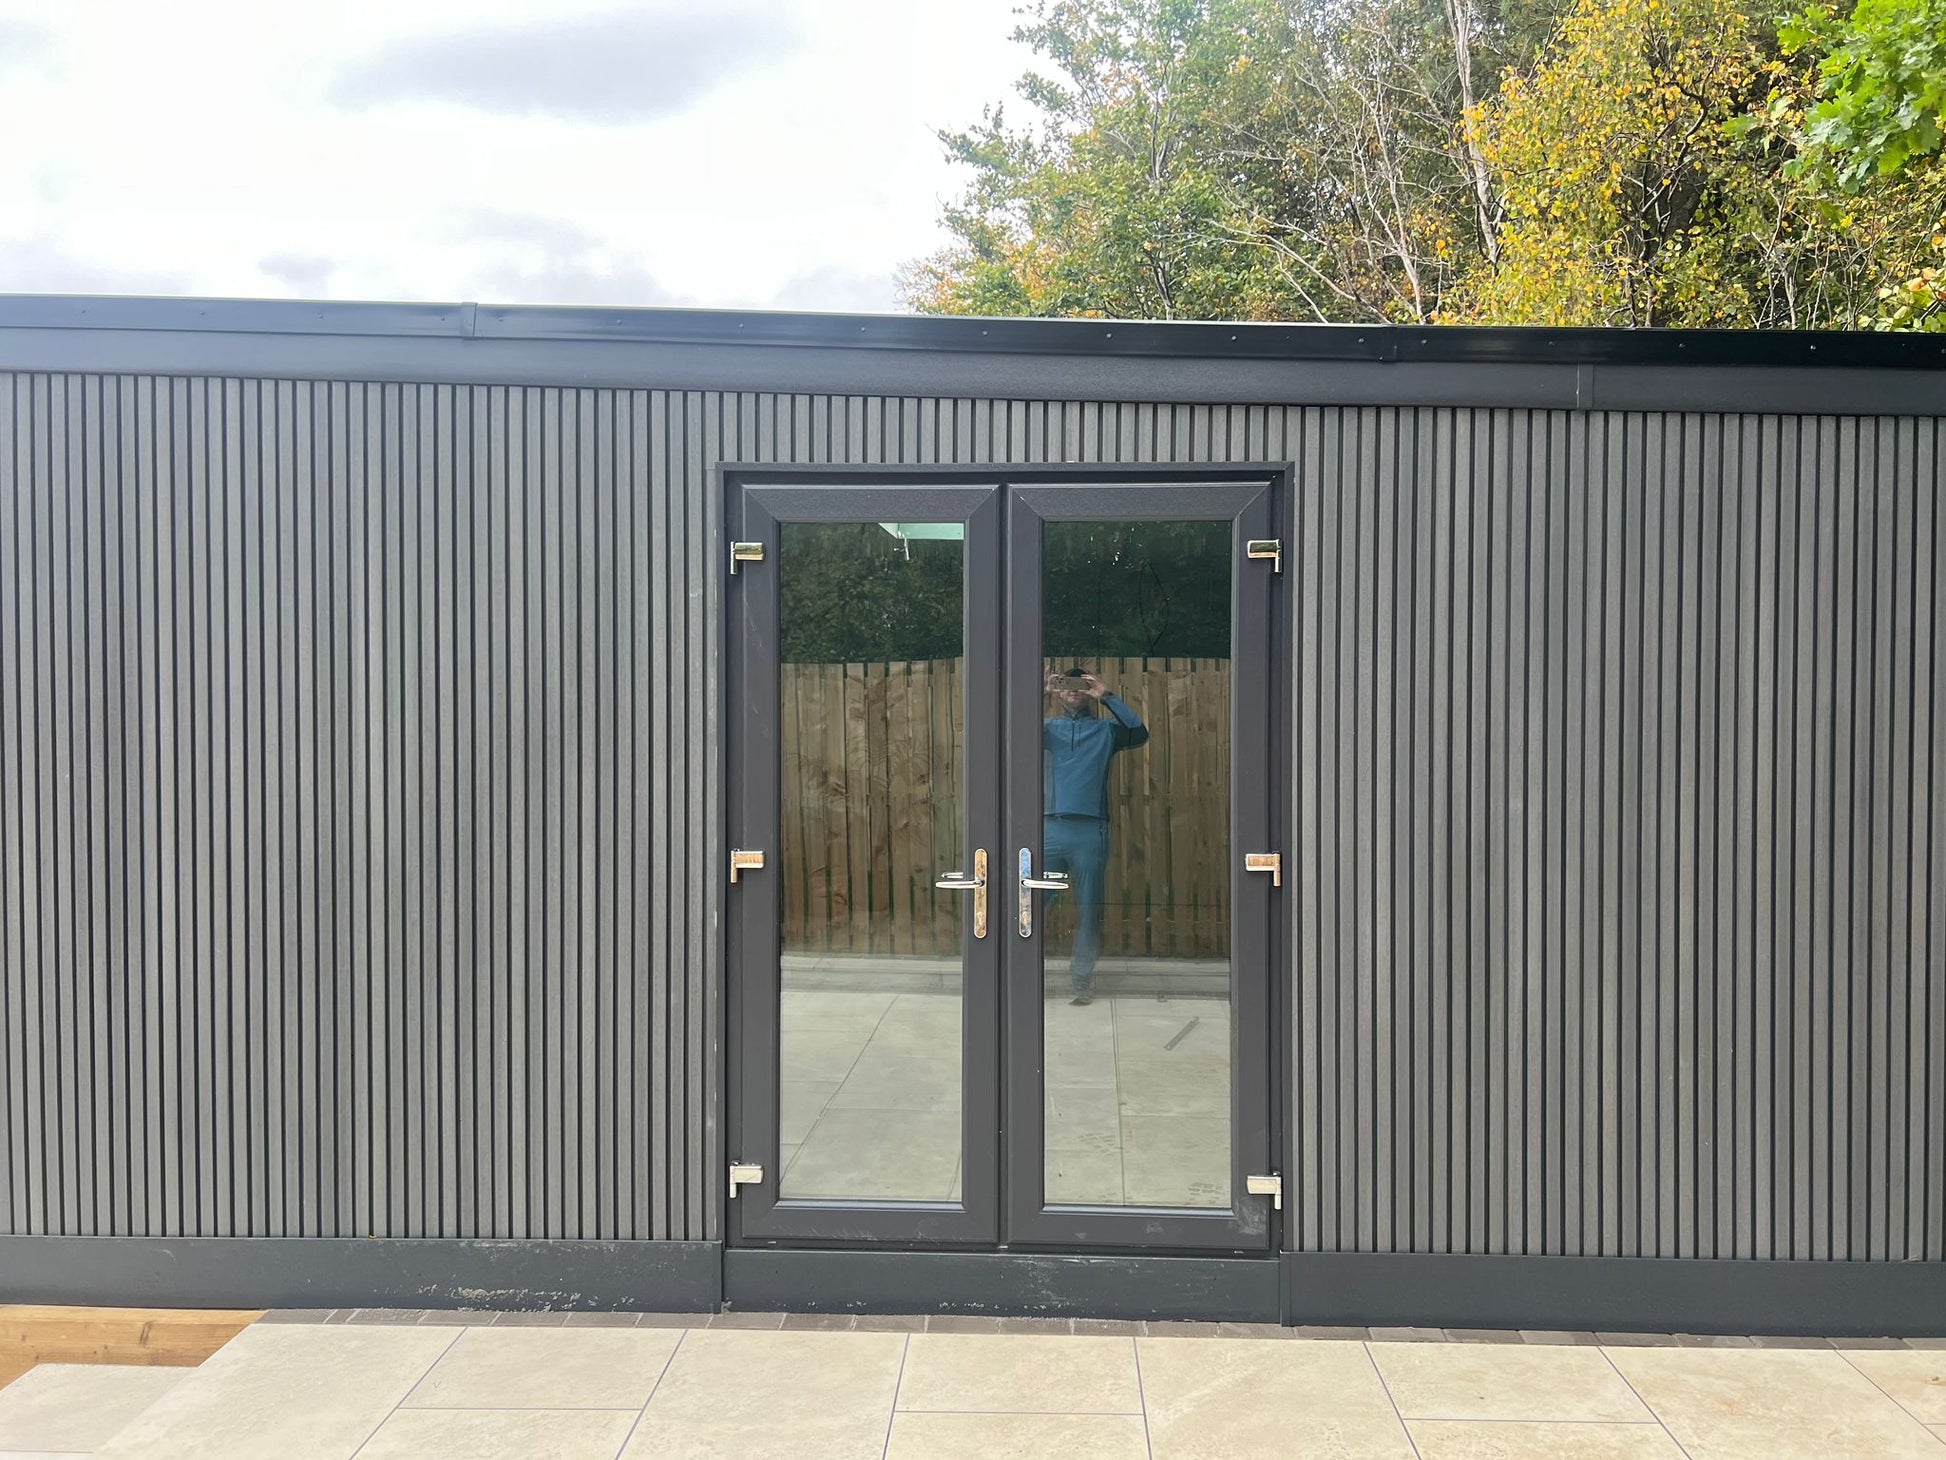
905 0 1571 322
910 0 1946 331
1454 0 1803 326
780 526 964 663
1043 521 1232 660
1784 0 1946 189
903 0 1290 320
778 521 1235 665
1454 0 1946 328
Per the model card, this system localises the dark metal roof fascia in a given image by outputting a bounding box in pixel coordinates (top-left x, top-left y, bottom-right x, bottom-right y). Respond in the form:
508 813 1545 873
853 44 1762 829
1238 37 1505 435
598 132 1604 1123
5 294 1946 371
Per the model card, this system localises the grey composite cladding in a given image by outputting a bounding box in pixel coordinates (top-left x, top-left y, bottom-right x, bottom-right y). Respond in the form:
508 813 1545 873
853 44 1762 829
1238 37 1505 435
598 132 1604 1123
1 373 1941 1262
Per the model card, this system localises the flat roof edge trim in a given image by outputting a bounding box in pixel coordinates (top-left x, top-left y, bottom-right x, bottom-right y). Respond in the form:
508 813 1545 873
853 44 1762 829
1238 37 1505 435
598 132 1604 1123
3 295 1946 371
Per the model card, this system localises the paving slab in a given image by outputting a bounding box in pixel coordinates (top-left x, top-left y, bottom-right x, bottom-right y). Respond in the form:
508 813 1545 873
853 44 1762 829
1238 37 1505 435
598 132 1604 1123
0 1363 188 1452
1606 1345 1945 1460
94 1323 455 1460
1373 1341 1652 1422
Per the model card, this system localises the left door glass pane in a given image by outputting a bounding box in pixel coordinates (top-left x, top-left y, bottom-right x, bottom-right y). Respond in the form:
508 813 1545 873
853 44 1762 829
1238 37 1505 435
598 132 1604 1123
777 521 965 1202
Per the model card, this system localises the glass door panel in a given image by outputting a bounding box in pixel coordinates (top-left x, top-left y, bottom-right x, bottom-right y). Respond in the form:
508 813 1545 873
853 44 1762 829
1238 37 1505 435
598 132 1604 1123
1004 482 1275 1253
1038 520 1235 1211
730 483 1000 1246
777 521 966 1203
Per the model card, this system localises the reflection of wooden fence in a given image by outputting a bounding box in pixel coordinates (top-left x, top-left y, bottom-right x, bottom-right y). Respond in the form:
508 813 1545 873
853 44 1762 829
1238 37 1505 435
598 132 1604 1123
779 657 1231 958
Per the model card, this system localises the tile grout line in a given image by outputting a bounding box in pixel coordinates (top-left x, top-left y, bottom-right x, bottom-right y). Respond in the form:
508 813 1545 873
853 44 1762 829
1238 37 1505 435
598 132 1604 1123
880 1333 911 1460
890 1407 1147 1416
611 1323 688 1460
1597 1345 1700 1460
1130 1334 1155 1460
1398 1415 1672 1426
1834 1349 1942 1438
343 1323 468 1460
1358 1341 1424 1460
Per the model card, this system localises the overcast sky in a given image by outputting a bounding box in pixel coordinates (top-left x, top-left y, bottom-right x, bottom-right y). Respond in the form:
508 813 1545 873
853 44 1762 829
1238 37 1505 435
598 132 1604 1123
0 0 1036 312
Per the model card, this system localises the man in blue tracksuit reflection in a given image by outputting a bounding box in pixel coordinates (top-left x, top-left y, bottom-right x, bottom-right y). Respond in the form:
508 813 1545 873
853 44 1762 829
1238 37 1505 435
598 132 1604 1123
1043 667 1149 1005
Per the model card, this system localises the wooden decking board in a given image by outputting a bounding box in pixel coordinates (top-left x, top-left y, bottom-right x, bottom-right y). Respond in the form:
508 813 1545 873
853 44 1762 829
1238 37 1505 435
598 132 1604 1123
0 1304 261 1387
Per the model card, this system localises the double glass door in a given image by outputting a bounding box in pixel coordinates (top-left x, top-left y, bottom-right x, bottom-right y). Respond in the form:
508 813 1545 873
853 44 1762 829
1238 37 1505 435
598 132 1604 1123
728 476 1277 1252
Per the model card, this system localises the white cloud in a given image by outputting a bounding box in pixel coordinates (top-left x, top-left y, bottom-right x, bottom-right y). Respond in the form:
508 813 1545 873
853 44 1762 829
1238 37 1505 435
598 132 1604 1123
329 9 796 125
0 0 1037 311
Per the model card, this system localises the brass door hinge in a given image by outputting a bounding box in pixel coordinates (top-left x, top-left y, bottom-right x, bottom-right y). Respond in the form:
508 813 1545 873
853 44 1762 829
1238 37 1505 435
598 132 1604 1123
1244 851 1282 888
729 541 765 574
1246 1172 1284 1210
728 1162 764 1199
730 849 765 884
1245 538 1283 574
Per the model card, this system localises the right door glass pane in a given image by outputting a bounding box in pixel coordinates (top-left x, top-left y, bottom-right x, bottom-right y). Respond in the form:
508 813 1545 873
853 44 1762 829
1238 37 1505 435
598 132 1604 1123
1040 520 1233 1209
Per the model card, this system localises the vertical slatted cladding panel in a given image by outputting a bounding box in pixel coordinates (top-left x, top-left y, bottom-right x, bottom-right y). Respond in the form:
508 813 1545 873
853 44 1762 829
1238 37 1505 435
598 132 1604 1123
1292 408 1945 1260
5 378 1940 1261
0 377 719 1240
0 386 1283 1242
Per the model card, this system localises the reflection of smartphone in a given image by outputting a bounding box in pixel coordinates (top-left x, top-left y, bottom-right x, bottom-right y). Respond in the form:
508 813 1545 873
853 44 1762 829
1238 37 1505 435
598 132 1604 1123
1061 673 1089 691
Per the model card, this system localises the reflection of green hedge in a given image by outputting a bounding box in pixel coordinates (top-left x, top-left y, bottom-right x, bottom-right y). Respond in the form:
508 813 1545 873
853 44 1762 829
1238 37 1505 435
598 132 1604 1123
779 520 1233 663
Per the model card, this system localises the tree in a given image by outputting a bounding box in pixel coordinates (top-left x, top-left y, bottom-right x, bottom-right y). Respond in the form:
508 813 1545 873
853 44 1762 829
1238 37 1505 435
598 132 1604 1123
1454 0 1783 325
1781 0 1946 329
902 0 1288 320
910 0 1946 330
1454 0 1945 329
904 0 1566 323
1785 0 1946 187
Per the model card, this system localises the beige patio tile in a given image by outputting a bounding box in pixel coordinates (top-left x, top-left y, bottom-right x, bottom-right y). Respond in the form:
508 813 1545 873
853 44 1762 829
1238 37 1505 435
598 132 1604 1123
1371 1341 1651 1421
401 1326 680 1409
782 1108 960 1199
623 1330 904 1460
897 1334 1141 1414
1138 1337 1415 1459
886 1411 1149 1459
1843 1348 1946 1423
1607 1345 1945 1459
358 1407 637 1459
0 1363 187 1452
95 1323 456 1460
1407 1418 1686 1458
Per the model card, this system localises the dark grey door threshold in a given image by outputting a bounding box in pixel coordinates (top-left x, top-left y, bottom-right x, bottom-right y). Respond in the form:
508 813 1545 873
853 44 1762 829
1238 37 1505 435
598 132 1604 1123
724 1248 1281 1322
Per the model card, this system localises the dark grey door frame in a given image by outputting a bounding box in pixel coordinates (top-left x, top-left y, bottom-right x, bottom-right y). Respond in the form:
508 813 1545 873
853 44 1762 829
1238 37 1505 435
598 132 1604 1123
725 464 1290 1257
1002 481 1280 1253
727 480 1004 1244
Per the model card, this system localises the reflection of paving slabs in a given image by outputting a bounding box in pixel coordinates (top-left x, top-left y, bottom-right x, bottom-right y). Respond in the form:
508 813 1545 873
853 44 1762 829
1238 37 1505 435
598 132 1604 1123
778 990 896 1029
780 1026 875 1082
783 1109 961 1201
1121 1115 1231 1208
1045 1085 1121 1153
826 1054 961 1113
1113 1055 1229 1117
1046 1149 1125 1206
779 1080 840 1144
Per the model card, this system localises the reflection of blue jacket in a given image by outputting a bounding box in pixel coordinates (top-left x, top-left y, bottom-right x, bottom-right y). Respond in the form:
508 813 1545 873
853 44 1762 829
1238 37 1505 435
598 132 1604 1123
1043 696 1149 819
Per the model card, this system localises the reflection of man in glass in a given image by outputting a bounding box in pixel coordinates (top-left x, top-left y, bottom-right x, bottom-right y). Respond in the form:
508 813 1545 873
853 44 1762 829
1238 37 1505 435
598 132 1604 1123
1043 666 1150 1005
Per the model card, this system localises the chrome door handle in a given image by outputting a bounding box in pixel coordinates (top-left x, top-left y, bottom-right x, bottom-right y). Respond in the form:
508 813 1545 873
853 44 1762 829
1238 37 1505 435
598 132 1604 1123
934 848 988 939
1016 847 1068 937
